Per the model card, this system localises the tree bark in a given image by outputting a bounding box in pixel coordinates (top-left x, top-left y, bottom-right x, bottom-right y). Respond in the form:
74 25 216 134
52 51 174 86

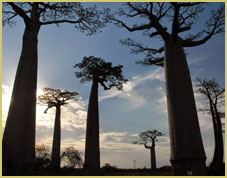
150 146 156 172
51 105 61 169
2 21 40 175
164 41 206 175
84 78 100 175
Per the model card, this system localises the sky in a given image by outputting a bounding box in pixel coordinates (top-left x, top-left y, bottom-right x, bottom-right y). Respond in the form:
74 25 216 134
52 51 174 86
2 2 225 169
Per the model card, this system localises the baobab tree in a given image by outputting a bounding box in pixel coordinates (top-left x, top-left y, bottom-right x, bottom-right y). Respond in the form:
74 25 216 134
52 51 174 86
196 78 225 175
2 2 105 175
133 130 164 172
74 56 128 175
105 2 224 175
38 88 78 169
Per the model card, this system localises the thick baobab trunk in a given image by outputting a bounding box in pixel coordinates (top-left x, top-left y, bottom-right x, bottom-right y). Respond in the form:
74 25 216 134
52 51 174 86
2 23 40 175
164 41 206 175
150 146 156 172
84 78 100 175
51 105 61 169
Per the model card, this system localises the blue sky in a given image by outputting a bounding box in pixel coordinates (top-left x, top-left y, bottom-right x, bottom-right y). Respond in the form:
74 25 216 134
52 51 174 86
2 2 225 168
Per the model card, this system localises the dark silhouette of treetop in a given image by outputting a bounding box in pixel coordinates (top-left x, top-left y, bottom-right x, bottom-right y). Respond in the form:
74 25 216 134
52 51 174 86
134 130 165 147
3 2 105 35
38 88 78 113
74 56 128 90
105 2 224 66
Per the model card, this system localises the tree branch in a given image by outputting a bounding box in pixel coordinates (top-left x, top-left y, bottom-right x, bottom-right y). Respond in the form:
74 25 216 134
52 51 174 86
120 38 164 54
41 19 82 25
136 56 164 67
178 2 204 7
182 4 224 47
7 2 30 25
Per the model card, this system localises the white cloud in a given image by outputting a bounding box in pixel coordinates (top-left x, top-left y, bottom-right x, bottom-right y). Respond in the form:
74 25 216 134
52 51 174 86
99 68 165 111
2 79 219 169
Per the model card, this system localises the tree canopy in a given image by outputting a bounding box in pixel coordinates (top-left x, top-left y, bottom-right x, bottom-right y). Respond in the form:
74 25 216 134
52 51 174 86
3 2 106 35
74 56 128 90
105 2 224 66
38 88 78 113
61 147 83 168
35 144 51 168
133 130 165 148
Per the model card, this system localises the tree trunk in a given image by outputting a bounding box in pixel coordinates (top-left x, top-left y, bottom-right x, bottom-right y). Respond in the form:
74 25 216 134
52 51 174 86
209 101 224 175
164 41 206 175
150 146 156 172
2 22 40 175
51 105 61 169
84 78 100 175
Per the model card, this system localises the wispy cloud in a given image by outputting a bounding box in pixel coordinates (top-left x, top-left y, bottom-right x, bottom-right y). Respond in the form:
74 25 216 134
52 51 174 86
99 68 165 110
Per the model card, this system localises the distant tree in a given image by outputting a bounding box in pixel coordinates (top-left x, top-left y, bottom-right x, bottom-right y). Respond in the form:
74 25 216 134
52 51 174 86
196 78 225 175
74 56 128 175
133 130 164 172
38 88 78 169
101 163 118 173
61 147 83 168
105 2 224 175
35 144 51 168
2 2 105 175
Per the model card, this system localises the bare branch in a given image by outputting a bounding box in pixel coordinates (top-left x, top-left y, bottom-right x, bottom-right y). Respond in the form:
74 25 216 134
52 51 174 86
120 38 164 54
108 15 153 32
182 4 224 47
7 2 30 25
136 56 164 67
41 19 82 25
178 2 204 7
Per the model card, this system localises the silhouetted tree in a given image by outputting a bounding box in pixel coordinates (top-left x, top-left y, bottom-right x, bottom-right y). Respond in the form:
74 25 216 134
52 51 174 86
74 56 128 175
61 147 83 168
196 78 225 175
35 144 51 168
105 2 224 175
133 130 164 172
2 3 105 175
38 88 78 169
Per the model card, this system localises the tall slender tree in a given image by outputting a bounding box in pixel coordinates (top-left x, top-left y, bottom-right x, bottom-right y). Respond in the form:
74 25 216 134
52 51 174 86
2 2 105 175
133 130 164 172
74 56 128 175
38 88 78 169
105 2 224 175
196 78 225 175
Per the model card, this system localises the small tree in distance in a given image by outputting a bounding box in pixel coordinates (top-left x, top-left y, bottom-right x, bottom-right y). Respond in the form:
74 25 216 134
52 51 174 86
35 144 51 168
196 78 225 175
74 56 128 175
38 88 78 169
133 130 164 173
61 147 83 168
